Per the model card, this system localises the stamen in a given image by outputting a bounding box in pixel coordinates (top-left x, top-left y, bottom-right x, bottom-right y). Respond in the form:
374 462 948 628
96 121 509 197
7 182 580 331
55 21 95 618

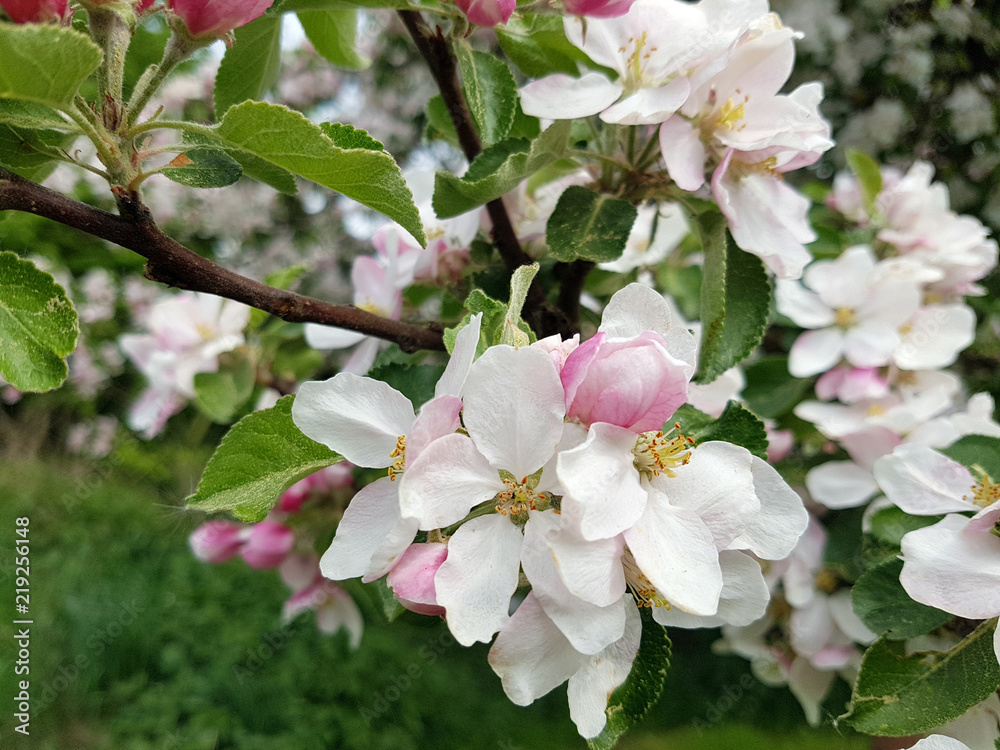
494 475 545 518
622 548 670 609
632 423 694 480
834 307 856 328
387 435 406 481
964 465 1000 508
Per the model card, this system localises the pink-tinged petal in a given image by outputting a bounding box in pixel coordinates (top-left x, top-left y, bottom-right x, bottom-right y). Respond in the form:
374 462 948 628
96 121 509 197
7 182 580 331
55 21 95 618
729 457 809 559
788 328 845 378
522 512 627 654
293 374 414 468
546 519 626 607
600 77 691 125
519 73 624 120
567 600 642 738
900 514 1000 619
894 305 976 370
560 332 604 411
840 427 899 471
398 433 501 530
827 589 876 645
407 395 462 464
241 520 294 569
488 592 587 705
319 477 402 579
169 0 274 37
557 422 648 540
455 0 515 26
315 585 365 648
653 550 768 628
872 444 977 515
279 553 320 592
387 542 448 616
435 514 524 645
599 285 698 373
787 657 835 727
462 345 566 478
805 461 879 510
969 502 1000 533
658 116 706 191
563 0 635 17
661 441 758 549
189 520 246 563
624 490 722 616
775 281 835 329
434 312 482 398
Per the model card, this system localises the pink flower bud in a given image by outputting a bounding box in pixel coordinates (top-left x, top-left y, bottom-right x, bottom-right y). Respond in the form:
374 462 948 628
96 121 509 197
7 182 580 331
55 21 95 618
0 0 67 23
240 520 295 569
386 543 448 616
561 331 690 433
167 0 273 38
562 0 634 17
189 520 246 563
136 0 155 13
455 0 515 27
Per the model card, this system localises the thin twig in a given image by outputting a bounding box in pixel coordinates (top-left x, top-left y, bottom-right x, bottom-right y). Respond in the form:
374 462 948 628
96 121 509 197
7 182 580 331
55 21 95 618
0 167 445 352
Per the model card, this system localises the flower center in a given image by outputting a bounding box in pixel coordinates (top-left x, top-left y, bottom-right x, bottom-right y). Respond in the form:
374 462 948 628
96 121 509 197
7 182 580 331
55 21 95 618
632 423 694 481
619 31 658 90
494 474 545 518
622 548 670 609
387 435 406 481
835 307 856 328
964 466 1000 508
715 95 747 131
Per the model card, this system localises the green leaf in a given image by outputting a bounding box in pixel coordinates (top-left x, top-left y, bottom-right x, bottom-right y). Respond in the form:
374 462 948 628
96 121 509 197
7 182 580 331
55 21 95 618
588 608 671 750
852 557 953 640
369 363 445 410
298 9 369 70
213 14 282 118
212 102 425 244
501 263 539 348
941 434 1000 480
0 100 76 132
319 121 383 151
845 149 882 216
187 395 343 522
159 147 243 188
841 620 1000 736
425 94 459 146
546 186 637 262
456 43 517 146
183 129 298 194
0 123 73 180
693 210 771 384
432 120 572 218
0 252 79 392
496 14 591 77
193 350 257 423
741 356 812 419
867 506 943 548
673 402 769 460
0 25 102 108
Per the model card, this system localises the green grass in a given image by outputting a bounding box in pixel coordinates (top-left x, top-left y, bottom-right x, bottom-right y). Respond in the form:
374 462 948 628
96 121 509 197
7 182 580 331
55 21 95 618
0 456 866 750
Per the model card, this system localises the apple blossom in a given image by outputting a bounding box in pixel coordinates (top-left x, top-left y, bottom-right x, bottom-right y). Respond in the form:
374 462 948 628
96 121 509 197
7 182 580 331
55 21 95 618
167 0 274 38
455 0 515 27
189 520 245 563
281 555 363 647
240 519 295 569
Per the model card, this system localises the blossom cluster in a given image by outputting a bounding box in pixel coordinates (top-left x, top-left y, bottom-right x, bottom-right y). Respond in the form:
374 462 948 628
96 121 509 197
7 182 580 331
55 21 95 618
292 283 809 737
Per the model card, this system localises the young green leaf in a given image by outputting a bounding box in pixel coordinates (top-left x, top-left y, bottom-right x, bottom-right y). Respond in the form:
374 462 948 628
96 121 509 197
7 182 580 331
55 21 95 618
673 402 769 460
693 210 771 384
845 149 883 216
0 123 74 181
456 43 518 146
187 395 343 522
160 147 243 188
213 14 283 118
0 100 77 132
546 186 638 263
432 120 572 218
0 252 79 392
212 102 425 243
496 14 591 77
0 25 103 109
840 620 1000 736
183 129 298 194
298 9 369 70
588 608 671 750
193 349 257 423
941 434 1000 480
851 557 953 640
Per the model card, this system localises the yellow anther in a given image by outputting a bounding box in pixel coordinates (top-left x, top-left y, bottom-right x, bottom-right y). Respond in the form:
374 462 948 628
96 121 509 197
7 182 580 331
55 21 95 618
834 307 856 328
623 548 670 609
387 435 406 482
632 423 694 481
964 466 1000 508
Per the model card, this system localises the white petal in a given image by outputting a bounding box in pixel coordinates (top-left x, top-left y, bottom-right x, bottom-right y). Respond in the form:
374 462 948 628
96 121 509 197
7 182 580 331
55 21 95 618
407 395 462 464
520 73 623 120
304 322 366 350
462 345 566 478
788 328 845 377
600 77 691 124
653 550 769 628
659 116 706 191
787 657 835 727
842 322 899 369
827 589 876 645
567 600 642 739
488 592 585 705
398 433 501 530
624 490 722 616
293 374 414 468
894 305 976 370
910 737 974 750
436 514 525 645
729 457 809 559
547 518 626 607
557 422 648 540
600 282 675 339
775 280 835 329
522 513 627 654
319 477 401 580
805 461 879 510
789 595 835 658
435 312 482 398
872 444 976 515
363 515 419 583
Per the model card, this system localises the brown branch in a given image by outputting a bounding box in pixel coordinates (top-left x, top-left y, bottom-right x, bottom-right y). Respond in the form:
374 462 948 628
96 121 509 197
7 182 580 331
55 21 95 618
0 167 445 352
398 10 575 337
555 260 594 329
